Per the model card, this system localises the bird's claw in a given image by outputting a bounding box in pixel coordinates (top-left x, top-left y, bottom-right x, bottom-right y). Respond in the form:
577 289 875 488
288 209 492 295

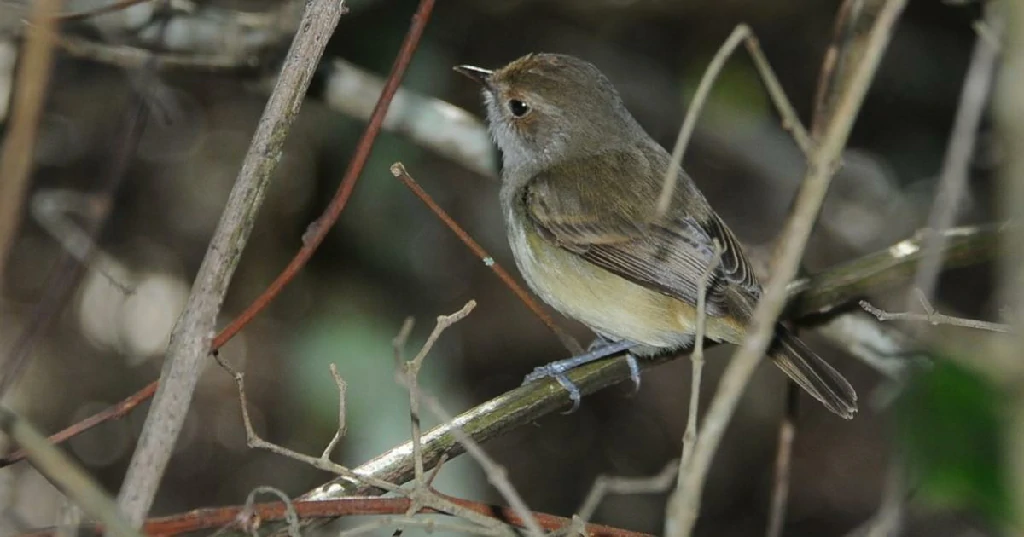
523 363 583 413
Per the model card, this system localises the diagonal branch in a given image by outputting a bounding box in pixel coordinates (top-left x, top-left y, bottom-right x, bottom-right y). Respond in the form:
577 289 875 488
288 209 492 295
115 0 348 524
666 2 909 535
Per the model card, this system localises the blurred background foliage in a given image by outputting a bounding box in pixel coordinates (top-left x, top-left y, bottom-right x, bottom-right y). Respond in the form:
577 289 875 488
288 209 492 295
0 0 1008 535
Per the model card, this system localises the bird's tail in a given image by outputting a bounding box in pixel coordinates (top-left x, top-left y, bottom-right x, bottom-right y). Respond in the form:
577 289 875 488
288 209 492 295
768 325 858 419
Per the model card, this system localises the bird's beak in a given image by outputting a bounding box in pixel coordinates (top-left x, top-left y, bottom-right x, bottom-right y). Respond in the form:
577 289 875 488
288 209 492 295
453 65 494 89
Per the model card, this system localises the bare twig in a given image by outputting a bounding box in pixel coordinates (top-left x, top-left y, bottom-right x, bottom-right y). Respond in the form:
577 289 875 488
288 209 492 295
765 382 799 537
679 239 723 471
860 294 1012 333
391 162 582 354
321 364 348 460
0 408 143 537
666 2 908 536
213 353 398 493
655 24 812 219
0 39 156 402
0 0 61 285
115 0 348 523
911 3 1003 309
389 301 520 537
210 0 436 357
393 301 544 537
577 461 680 524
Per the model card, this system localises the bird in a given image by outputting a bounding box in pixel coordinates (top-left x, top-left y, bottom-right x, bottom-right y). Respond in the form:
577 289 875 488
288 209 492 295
455 53 857 418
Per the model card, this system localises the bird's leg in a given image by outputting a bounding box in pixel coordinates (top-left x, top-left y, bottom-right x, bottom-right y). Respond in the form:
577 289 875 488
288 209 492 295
523 337 638 412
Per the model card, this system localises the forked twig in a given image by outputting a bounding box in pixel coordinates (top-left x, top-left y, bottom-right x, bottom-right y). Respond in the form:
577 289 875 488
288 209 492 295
392 301 544 537
860 292 1012 334
655 23 813 219
212 353 397 493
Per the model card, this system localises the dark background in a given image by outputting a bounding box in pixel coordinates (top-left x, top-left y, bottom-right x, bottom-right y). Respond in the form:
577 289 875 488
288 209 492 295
0 0 1003 535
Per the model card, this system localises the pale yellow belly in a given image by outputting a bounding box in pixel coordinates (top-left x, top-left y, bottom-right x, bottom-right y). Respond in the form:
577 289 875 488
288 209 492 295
508 220 744 353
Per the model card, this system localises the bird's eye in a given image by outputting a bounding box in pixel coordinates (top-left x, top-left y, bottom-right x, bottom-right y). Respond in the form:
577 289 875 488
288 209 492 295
507 99 530 118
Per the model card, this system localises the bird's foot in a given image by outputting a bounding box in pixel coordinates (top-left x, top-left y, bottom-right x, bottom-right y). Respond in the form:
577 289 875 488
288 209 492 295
522 338 637 413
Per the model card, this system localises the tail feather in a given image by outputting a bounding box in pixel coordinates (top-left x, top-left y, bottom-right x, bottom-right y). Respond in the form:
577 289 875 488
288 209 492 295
769 326 858 419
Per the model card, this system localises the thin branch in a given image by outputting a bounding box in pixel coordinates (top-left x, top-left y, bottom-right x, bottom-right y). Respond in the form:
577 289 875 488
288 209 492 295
391 162 582 354
0 0 61 285
395 301 544 537
321 364 348 460
859 297 1012 333
0 408 143 537
390 301 521 537
0 38 156 402
681 240 722 471
0 223 999 470
115 0 348 523
910 3 1002 309
666 2 908 536
213 353 398 493
765 382 799 537
655 23 813 219
15 497 655 537
0 0 62 395
577 461 680 524
209 0 436 355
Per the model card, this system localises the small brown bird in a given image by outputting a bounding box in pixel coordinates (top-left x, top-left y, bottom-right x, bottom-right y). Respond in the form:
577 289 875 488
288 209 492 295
455 53 857 418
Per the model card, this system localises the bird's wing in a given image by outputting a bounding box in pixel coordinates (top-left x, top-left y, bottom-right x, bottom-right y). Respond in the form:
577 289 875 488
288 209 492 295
522 149 760 318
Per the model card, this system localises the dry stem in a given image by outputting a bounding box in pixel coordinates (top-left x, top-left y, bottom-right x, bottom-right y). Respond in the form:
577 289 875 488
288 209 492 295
665 2 908 535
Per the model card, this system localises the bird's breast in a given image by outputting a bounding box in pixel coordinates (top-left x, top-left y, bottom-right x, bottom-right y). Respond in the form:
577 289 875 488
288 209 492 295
505 209 701 352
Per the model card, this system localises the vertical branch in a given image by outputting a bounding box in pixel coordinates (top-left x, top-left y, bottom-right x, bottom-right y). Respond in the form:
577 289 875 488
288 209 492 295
994 0 1024 530
0 0 61 284
115 0 347 524
911 4 1002 308
665 2 908 536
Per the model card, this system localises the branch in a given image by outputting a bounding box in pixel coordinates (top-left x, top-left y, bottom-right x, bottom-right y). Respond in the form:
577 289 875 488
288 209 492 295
911 4 1002 308
668 0 909 533
0 408 143 537
15 496 655 537
115 0 347 524
0 0 60 285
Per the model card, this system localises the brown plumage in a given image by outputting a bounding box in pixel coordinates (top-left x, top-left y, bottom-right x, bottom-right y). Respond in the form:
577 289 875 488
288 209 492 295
457 53 857 418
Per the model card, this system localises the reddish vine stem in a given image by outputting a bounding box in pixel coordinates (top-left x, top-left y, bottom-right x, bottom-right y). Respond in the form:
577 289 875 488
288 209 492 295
0 0 437 468
17 496 654 537
391 163 582 354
